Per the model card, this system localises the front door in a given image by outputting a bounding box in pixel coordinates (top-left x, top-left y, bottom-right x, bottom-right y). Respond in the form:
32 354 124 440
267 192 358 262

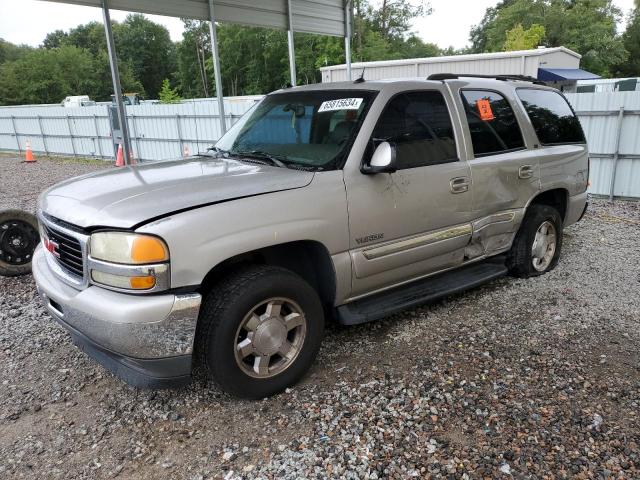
344 88 473 298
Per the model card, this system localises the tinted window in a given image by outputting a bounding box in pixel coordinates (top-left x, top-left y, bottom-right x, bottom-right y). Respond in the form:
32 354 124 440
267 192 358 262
516 89 585 145
460 90 525 156
373 91 457 169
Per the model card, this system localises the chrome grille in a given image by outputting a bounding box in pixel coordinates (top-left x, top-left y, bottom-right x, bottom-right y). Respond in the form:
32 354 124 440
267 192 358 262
42 219 85 279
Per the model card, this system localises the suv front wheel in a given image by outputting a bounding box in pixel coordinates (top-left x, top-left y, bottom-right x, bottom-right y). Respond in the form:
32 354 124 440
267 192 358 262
508 204 563 278
196 265 324 399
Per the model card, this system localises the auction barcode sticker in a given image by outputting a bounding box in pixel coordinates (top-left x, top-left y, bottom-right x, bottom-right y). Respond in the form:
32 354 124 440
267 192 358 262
318 98 363 112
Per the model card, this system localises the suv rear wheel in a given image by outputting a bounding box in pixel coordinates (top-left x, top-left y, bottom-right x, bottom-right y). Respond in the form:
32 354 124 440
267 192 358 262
508 204 563 278
196 265 324 399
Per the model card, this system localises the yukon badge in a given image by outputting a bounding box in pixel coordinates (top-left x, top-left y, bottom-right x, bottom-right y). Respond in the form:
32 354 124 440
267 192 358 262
355 233 384 245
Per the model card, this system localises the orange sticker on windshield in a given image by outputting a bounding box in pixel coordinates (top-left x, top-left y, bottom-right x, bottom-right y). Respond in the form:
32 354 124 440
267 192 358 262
476 99 495 121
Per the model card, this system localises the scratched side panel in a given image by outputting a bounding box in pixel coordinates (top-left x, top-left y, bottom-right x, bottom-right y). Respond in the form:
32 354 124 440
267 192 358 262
341 81 474 297
344 153 473 296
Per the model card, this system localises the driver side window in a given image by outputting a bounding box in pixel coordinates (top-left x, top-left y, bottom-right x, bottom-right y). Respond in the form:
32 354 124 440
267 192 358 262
372 91 458 170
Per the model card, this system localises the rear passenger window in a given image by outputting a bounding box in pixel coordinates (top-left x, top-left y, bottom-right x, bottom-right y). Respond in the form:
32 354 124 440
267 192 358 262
460 90 525 157
516 89 585 145
373 91 457 169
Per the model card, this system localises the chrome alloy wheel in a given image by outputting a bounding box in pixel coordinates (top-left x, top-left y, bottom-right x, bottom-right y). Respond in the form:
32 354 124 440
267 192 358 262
234 297 307 378
531 220 557 272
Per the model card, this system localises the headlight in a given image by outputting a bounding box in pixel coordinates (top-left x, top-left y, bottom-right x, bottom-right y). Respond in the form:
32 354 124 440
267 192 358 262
90 232 169 264
88 232 170 292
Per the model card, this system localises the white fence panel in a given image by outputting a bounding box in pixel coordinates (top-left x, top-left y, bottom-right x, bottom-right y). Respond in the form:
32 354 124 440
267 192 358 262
0 96 261 162
565 91 640 198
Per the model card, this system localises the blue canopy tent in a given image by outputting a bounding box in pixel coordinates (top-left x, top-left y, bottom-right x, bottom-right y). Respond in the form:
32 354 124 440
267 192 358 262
537 68 601 82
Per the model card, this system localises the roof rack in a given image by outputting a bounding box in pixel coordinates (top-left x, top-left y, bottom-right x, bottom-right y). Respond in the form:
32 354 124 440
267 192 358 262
427 73 545 85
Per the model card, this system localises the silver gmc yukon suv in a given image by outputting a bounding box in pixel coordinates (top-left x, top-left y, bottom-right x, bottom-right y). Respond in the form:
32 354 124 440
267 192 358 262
33 75 589 398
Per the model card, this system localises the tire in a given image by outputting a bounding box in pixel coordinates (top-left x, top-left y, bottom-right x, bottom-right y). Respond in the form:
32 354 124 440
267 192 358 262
196 265 324 399
0 209 40 277
507 204 563 278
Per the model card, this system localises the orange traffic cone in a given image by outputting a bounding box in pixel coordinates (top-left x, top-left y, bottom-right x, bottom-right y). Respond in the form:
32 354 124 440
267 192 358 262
24 140 35 163
183 145 190 157
115 144 124 167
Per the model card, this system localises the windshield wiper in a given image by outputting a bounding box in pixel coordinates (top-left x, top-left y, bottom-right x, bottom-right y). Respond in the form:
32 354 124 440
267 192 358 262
234 150 289 168
205 148 318 171
197 146 230 157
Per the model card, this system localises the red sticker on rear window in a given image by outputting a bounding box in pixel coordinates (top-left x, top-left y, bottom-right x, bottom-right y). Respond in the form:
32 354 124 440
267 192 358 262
476 98 495 121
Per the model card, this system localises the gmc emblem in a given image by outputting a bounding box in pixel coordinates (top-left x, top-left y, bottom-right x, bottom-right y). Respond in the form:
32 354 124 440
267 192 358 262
44 237 60 258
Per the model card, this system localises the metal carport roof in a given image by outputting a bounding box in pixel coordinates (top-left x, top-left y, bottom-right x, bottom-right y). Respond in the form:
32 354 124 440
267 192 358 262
42 0 349 36
37 0 354 165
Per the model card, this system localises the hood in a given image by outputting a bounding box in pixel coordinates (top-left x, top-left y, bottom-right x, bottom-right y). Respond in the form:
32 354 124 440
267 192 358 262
40 157 314 229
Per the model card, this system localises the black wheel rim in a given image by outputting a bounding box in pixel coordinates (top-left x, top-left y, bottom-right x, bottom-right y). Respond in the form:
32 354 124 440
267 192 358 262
0 219 40 266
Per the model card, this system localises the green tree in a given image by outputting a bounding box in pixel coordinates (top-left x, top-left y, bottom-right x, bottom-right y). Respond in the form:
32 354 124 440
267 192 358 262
469 0 627 76
614 8 640 76
0 45 142 105
366 0 432 42
176 0 438 97
352 0 435 61
48 17 174 99
42 30 69 49
504 23 545 50
158 78 182 103
177 20 213 98
60 21 108 56
115 14 177 98
0 38 32 64
91 50 144 101
0 46 95 105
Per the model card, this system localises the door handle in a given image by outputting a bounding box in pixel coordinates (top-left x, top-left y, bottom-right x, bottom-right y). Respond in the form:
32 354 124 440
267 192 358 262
450 176 470 194
519 164 534 179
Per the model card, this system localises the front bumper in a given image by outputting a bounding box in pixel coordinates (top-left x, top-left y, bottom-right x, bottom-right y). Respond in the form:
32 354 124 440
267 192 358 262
32 245 201 388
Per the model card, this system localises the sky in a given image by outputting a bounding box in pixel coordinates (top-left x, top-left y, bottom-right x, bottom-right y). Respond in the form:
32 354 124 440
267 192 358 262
0 0 636 50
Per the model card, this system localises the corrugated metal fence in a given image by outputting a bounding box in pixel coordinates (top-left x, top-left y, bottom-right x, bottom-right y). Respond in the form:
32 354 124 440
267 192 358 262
1 91 639 198
565 92 640 199
0 96 262 162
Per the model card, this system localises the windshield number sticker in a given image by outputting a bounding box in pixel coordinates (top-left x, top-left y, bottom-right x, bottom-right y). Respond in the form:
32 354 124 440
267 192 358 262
318 98 363 112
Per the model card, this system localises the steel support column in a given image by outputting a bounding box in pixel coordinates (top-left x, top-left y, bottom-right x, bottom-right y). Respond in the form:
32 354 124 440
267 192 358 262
609 107 625 201
208 0 227 135
101 0 132 164
344 0 352 80
287 0 297 86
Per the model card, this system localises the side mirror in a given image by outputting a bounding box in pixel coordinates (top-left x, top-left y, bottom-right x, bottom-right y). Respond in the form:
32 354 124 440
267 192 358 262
362 141 397 174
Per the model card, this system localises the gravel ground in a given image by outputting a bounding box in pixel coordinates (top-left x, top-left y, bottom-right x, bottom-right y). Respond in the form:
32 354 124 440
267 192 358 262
1 154 639 479
0 154 109 213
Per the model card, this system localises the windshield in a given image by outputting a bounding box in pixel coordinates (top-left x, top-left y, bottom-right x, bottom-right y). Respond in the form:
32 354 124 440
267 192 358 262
214 90 377 170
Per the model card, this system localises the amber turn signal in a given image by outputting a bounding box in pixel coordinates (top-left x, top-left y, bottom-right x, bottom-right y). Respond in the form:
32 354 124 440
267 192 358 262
129 275 156 290
131 236 169 264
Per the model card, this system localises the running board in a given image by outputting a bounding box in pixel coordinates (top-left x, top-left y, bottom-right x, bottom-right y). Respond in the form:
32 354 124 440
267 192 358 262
336 256 508 326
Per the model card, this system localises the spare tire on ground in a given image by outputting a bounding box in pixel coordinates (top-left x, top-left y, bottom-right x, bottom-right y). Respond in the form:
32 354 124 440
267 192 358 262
0 209 40 277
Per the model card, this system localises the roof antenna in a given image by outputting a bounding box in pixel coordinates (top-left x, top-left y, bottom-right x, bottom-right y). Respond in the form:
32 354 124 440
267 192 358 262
353 67 365 84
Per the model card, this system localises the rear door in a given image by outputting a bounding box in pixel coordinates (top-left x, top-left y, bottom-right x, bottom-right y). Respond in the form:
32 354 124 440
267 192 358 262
451 84 541 256
344 86 473 297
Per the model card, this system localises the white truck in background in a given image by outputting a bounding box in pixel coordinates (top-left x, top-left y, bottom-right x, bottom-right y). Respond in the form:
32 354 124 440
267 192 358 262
61 96 96 108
